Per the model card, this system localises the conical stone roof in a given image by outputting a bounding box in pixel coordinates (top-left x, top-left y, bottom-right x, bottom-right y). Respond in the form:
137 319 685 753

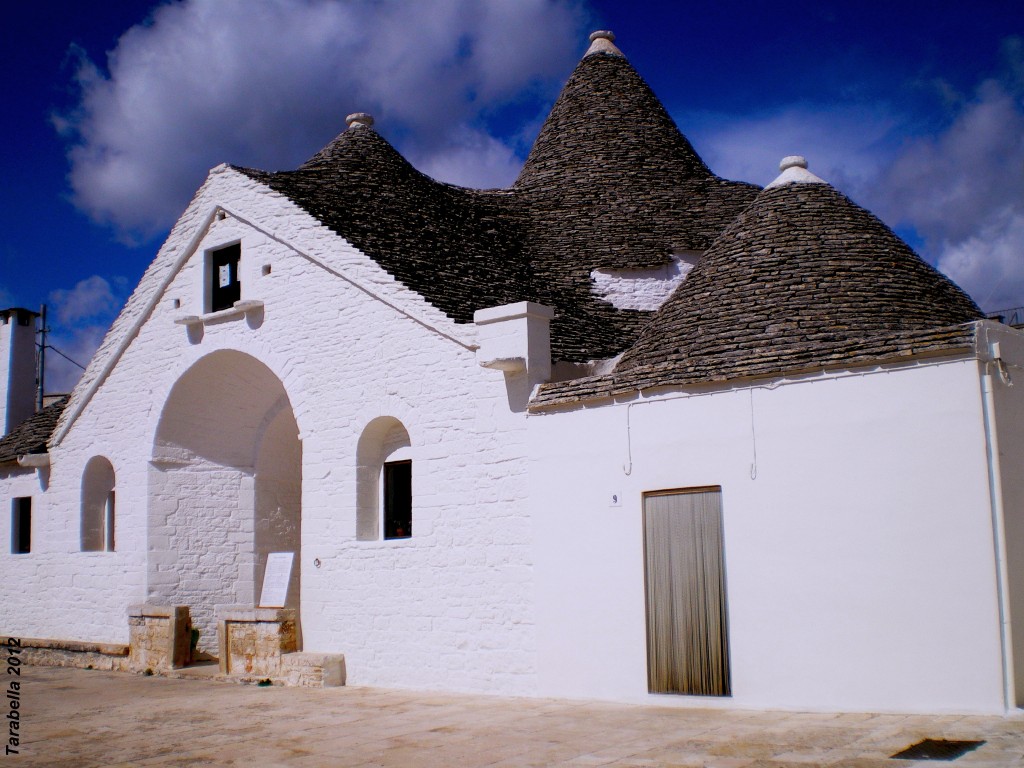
234 34 762 361
613 161 983 377
237 120 529 323
514 32 759 360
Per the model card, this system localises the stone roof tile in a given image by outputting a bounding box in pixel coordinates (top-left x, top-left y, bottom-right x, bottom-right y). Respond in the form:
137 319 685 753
530 325 978 409
235 35 759 363
0 398 68 464
615 180 983 377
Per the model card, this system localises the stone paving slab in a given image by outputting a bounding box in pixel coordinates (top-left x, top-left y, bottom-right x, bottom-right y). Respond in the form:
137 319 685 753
10 666 1024 767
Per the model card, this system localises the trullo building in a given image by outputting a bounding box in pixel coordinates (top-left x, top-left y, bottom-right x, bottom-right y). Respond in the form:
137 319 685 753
1 31 1022 715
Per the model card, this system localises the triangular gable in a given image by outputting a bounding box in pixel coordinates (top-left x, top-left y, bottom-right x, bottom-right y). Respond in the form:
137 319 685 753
53 165 478 446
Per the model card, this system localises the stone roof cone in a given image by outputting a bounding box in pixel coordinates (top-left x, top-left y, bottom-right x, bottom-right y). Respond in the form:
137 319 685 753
511 30 760 360
616 157 983 376
297 112 390 169
237 114 529 325
515 30 712 191
232 32 759 364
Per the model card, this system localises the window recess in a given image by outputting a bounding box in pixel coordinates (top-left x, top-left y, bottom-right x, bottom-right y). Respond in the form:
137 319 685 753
383 460 412 540
11 498 31 555
209 243 241 312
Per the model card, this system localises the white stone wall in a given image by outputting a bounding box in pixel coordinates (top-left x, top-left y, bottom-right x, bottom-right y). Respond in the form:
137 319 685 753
0 167 537 695
148 462 252 653
530 359 1008 713
0 467 44 558
590 252 700 311
254 407 302 611
980 322 1024 708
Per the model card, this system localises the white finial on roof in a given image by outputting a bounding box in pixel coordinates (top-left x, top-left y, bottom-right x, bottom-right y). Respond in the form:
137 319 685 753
346 112 375 129
765 155 827 188
585 30 624 57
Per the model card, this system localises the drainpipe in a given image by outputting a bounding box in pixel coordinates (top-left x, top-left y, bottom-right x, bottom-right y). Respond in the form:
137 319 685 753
980 365 1015 712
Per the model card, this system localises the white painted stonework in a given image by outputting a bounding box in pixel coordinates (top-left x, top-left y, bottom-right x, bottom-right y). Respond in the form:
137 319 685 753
590 252 701 311
0 166 535 694
0 161 1022 715
529 354 1021 713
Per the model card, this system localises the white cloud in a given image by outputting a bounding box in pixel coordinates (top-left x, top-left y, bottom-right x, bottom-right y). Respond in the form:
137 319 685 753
936 206 1024 312
683 40 1024 312
44 276 124 393
875 83 1024 243
44 325 108 395
48 275 119 325
57 0 586 239
408 127 523 189
684 104 900 193
872 76 1024 310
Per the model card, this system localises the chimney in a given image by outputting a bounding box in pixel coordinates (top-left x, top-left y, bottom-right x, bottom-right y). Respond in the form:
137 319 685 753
0 308 39 435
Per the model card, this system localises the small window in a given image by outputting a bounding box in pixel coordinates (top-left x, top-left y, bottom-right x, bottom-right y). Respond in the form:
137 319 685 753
11 498 30 554
81 457 116 552
209 243 241 312
356 417 412 541
383 461 412 539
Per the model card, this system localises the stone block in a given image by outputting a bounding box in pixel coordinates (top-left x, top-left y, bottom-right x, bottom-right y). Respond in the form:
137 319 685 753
217 607 296 678
281 651 346 688
19 637 129 672
128 604 192 672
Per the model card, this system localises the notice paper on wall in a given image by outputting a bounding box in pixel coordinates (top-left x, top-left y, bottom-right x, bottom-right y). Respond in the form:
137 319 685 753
259 552 294 608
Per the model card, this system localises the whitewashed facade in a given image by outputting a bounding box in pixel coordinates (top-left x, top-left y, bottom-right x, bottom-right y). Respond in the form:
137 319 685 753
1 31 1022 714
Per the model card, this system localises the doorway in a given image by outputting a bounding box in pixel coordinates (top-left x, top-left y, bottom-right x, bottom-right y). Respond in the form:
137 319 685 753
643 487 730 696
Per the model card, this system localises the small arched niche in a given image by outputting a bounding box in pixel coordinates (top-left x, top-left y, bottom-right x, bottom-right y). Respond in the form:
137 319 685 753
81 456 116 552
356 417 412 541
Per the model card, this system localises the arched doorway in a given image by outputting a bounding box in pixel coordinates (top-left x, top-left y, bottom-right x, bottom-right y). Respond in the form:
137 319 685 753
148 350 301 657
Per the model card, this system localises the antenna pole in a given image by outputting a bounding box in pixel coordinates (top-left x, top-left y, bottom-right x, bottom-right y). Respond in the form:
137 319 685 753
36 304 46 412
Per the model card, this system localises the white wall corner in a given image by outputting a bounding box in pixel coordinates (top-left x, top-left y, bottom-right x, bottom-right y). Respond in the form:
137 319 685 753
473 302 555 385
976 319 1024 367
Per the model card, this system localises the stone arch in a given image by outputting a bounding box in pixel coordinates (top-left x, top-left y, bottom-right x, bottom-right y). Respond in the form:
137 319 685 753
81 456 115 552
355 416 411 540
148 350 301 656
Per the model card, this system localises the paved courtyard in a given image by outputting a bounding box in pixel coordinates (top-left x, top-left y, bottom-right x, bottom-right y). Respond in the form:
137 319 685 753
14 666 1024 767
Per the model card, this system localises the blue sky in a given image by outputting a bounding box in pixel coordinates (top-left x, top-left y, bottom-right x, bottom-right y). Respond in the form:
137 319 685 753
2 1 1022 391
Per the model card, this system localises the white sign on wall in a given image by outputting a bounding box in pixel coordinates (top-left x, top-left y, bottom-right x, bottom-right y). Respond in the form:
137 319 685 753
259 552 294 608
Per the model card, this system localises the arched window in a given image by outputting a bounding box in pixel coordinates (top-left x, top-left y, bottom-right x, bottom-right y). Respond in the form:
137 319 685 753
356 418 412 541
81 457 115 552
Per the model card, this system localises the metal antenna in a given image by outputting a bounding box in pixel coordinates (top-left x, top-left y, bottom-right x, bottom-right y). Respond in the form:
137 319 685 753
36 304 47 412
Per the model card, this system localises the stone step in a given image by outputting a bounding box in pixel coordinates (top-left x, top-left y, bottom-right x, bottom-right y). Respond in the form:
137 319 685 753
281 651 346 687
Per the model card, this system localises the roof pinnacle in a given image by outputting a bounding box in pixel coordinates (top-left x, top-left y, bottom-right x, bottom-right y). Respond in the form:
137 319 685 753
585 30 624 58
345 112 375 129
765 155 827 188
